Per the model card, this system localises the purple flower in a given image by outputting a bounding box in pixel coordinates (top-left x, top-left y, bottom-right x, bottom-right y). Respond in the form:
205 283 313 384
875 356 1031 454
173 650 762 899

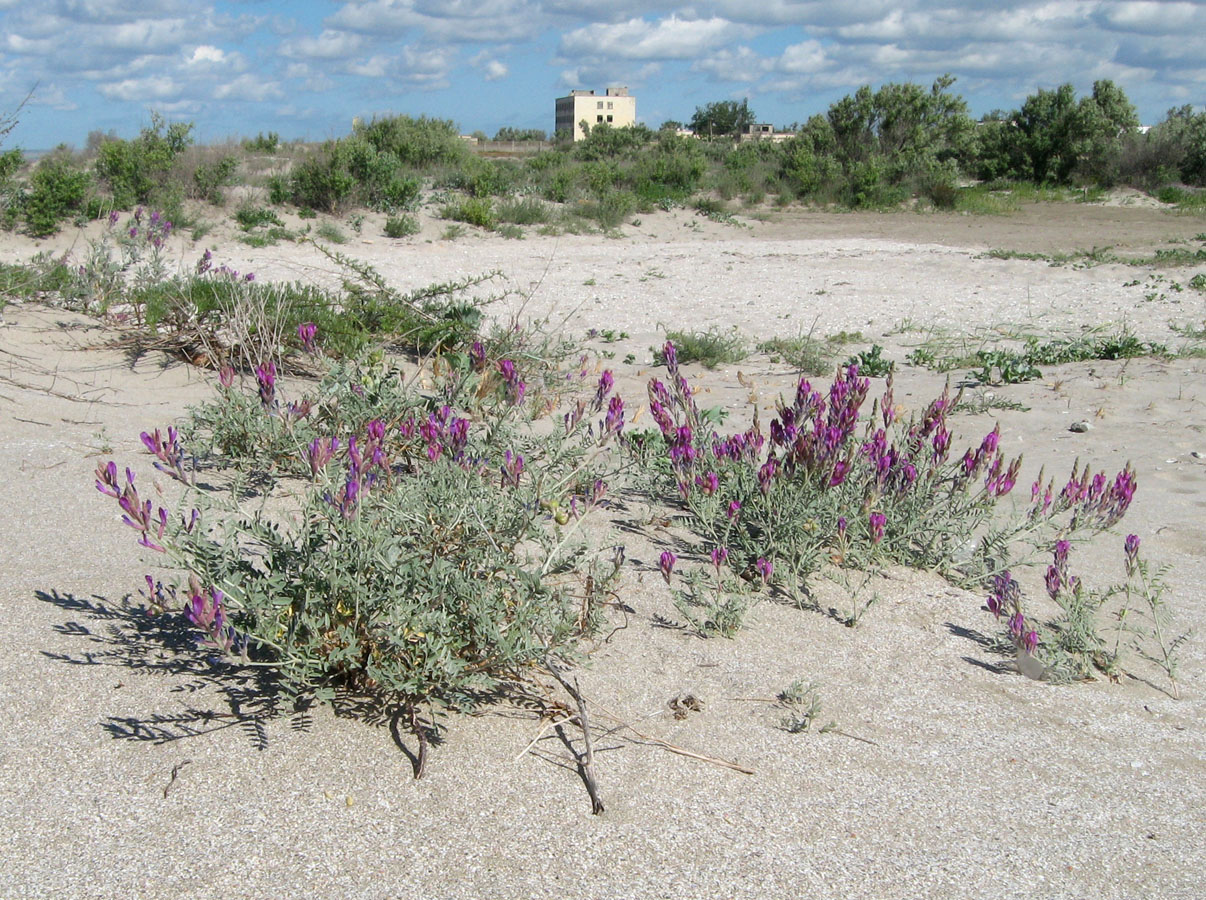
756 557 773 585
244 272 255 282
305 437 339 479
869 511 886 545
662 340 678 374
1045 565 1062 600
254 361 276 410
709 546 729 570
470 340 487 371
1022 630 1040 655
695 471 719 496
297 322 318 353
659 550 677 584
603 394 625 439
501 449 524 488
95 460 121 498
726 500 741 520
218 364 235 389
1124 534 1140 575
593 370 614 411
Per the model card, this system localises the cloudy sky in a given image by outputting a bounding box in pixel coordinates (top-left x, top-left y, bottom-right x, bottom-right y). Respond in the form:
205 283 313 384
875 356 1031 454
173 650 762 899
1 1 1202 149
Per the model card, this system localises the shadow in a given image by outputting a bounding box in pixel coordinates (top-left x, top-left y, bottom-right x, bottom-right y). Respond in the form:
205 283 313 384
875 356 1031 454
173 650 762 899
945 620 1017 675
37 588 291 751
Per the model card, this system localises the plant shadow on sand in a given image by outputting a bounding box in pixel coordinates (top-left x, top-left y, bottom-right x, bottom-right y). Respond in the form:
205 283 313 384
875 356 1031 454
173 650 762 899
33 587 537 777
37 588 293 751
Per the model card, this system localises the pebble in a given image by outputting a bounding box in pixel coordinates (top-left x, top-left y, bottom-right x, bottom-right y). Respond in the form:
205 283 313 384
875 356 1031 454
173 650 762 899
1192 451 1204 460
1069 421 1092 433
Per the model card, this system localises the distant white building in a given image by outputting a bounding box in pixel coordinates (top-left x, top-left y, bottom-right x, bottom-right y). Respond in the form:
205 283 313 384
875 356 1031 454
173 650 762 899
555 87 636 141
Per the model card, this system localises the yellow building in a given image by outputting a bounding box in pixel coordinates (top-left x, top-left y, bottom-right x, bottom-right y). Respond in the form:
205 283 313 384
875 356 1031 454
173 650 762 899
555 88 636 141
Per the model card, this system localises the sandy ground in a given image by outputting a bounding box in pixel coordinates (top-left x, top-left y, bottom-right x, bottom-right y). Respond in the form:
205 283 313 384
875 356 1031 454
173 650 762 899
1 201 1205 899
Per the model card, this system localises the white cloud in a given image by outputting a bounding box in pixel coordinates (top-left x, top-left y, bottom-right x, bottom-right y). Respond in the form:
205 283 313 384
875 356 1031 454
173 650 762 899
214 74 284 102
560 15 750 61
97 76 181 101
280 29 364 60
188 45 226 65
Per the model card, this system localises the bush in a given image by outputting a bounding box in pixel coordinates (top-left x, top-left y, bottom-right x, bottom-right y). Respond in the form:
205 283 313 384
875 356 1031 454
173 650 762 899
191 156 238 204
384 214 420 238
440 196 497 229
23 155 92 236
94 113 193 208
95 334 624 770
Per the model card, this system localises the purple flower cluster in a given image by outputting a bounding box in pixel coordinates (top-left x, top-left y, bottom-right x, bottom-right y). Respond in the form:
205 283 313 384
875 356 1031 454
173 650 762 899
297 322 318 354
1029 461 1137 528
497 359 526 405
185 580 237 654
986 570 1040 655
255 362 276 410
95 462 170 553
140 426 188 483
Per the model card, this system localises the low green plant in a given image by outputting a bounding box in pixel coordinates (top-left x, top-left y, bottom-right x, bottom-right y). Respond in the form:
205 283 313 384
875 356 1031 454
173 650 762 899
777 679 835 734
235 205 283 231
496 196 552 226
844 344 894 377
95 343 628 772
657 327 746 368
315 221 348 244
384 214 420 238
440 196 497 229
645 343 1140 632
758 334 834 375
983 536 1184 695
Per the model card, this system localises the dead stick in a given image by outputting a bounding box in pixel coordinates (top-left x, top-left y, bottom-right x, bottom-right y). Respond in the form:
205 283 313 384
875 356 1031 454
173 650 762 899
587 699 754 775
544 660 605 814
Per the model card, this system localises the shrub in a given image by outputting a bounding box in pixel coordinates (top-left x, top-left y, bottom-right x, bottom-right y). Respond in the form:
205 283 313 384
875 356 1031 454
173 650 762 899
94 113 193 208
191 156 238 204
658 327 747 368
23 154 92 236
645 343 1140 633
95 337 625 771
384 214 420 238
440 196 497 229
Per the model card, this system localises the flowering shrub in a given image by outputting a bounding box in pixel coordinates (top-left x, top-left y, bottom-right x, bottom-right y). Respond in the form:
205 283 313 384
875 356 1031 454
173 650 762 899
96 332 627 772
985 535 1184 692
645 340 1145 636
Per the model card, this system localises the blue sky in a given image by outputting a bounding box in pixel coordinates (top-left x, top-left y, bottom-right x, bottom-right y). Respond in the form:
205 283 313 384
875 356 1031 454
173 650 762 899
1 1 1203 150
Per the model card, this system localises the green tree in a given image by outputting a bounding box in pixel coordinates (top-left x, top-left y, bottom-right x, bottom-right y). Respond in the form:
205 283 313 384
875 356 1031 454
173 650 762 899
690 99 756 138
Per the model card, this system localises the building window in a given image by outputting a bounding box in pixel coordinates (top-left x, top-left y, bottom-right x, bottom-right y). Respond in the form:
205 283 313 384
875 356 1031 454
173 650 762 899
607 102 613 110
597 115 603 123
597 101 604 109
606 115 613 123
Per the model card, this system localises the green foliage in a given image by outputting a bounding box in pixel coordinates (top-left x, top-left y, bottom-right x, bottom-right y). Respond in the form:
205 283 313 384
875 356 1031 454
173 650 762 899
243 132 281 154
94 112 194 208
287 137 421 214
440 195 497 229
976 81 1139 186
844 344 894 377
108 342 623 765
384 214 420 238
758 334 835 375
493 127 547 142
235 205 283 231
191 156 238 204
658 327 747 368
690 99 756 138
354 114 470 169
496 196 552 225
23 154 92 236
315 221 348 244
